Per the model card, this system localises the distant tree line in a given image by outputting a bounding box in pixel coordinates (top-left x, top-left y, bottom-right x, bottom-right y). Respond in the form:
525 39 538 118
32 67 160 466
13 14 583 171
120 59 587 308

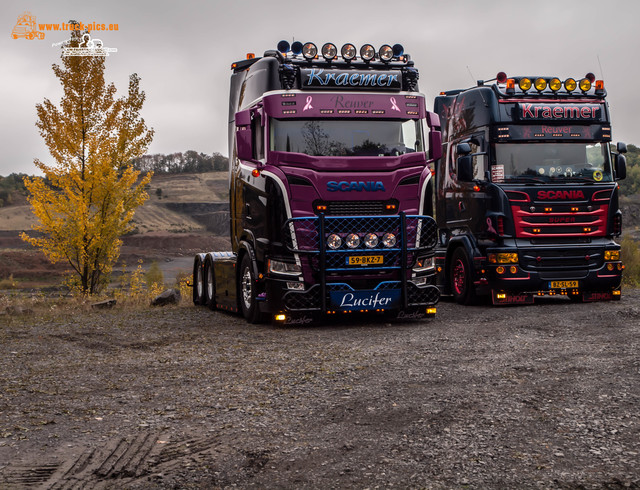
0 173 28 207
620 144 640 197
132 150 229 174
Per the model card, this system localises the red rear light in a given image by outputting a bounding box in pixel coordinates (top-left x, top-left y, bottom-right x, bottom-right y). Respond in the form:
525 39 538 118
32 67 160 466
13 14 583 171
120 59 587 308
613 214 622 235
497 216 505 236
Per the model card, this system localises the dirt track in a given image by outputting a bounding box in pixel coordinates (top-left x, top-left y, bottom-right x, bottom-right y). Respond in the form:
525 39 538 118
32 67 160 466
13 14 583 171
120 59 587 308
1 291 639 489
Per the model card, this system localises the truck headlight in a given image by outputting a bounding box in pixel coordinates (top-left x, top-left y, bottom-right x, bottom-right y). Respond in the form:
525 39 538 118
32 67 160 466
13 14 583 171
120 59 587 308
268 259 302 276
382 233 396 248
413 256 434 272
364 233 378 248
327 234 342 250
604 250 620 261
346 233 360 249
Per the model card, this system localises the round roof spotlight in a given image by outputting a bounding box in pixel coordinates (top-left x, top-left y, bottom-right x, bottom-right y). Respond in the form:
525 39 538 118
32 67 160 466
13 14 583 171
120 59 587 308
302 42 317 60
564 78 577 92
534 78 547 91
277 40 290 54
291 41 303 55
579 77 592 92
341 43 356 60
585 72 596 83
321 42 337 60
360 43 376 61
518 77 532 91
392 43 404 57
496 72 507 83
379 44 394 62
549 77 562 92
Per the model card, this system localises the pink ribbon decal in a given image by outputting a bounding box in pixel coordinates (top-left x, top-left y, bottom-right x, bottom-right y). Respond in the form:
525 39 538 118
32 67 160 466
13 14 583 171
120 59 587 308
390 97 400 112
303 96 313 111
486 217 497 234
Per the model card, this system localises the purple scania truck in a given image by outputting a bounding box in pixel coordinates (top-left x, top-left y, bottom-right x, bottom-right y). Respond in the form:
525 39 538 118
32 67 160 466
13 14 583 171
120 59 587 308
192 41 441 324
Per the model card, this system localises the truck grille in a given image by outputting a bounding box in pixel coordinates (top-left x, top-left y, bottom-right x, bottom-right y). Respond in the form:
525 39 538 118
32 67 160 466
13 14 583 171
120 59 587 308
324 201 387 216
519 247 603 271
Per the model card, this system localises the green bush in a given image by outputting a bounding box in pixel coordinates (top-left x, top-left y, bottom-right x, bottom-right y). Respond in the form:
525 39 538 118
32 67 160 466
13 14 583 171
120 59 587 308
145 261 164 289
621 235 640 287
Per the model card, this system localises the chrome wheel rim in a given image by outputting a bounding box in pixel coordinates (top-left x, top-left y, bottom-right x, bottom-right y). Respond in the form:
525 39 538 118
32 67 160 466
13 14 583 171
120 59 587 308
241 267 252 309
453 259 466 296
206 266 213 300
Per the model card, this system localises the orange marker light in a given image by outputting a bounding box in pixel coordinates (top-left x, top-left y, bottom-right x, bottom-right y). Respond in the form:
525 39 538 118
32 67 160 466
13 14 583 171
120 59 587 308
251 168 260 177
246 53 255 59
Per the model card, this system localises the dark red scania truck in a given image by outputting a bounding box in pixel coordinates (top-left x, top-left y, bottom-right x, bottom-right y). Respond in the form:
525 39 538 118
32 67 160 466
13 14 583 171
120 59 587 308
193 41 441 323
433 73 627 305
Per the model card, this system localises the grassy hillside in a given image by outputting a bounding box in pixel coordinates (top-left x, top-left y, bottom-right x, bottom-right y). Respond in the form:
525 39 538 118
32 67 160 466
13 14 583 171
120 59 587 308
0 171 229 234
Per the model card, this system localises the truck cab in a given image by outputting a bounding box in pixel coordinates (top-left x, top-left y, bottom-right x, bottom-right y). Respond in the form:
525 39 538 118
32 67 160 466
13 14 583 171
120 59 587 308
434 73 626 305
194 41 441 324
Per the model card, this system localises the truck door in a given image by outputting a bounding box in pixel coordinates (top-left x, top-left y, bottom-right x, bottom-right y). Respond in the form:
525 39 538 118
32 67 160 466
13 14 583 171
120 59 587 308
444 134 487 231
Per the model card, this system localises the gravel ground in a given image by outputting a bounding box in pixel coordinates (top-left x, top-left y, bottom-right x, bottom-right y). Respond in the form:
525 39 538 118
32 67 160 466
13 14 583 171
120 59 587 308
0 291 639 489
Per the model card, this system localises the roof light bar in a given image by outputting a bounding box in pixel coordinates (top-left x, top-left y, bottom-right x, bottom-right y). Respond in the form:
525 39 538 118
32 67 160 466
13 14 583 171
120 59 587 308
275 41 408 63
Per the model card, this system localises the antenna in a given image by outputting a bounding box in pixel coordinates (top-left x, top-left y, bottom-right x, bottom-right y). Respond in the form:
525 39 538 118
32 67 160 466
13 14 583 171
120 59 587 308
467 65 489 107
597 54 605 79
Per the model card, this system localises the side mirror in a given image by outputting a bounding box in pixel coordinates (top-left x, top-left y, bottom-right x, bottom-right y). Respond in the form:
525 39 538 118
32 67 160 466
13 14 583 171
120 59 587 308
457 142 471 156
617 142 627 154
615 153 627 180
457 155 474 182
236 129 253 161
429 131 442 161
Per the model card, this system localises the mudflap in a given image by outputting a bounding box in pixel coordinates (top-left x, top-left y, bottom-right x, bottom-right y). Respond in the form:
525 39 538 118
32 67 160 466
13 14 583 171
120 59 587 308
491 290 534 306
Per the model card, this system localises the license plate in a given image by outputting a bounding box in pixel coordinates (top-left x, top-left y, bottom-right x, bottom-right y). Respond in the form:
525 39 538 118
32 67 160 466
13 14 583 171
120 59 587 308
549 280 579 289
347 255 383 266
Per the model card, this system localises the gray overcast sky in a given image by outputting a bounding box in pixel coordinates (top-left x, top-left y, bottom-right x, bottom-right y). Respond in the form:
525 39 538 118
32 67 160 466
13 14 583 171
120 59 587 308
2 0 639 176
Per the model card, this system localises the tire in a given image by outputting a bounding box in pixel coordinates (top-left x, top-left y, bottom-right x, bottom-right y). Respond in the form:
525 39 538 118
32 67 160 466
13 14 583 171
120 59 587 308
203 258 216 310
239 253 263 323
192 257 204 305
450 247 476 305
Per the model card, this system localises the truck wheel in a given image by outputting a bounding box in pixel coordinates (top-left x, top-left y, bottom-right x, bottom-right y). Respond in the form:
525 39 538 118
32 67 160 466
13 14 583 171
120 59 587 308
203 257 217 310
192 257 204 305
450 247 476 305
239 253 262 323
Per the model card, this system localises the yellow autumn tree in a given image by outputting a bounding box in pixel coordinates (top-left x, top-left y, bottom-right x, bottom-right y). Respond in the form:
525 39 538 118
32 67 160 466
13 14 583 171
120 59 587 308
21 29 154 295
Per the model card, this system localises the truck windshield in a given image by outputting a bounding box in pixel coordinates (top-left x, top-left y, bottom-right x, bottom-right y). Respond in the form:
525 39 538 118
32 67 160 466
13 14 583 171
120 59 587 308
494 142 613 183
269 118 424 157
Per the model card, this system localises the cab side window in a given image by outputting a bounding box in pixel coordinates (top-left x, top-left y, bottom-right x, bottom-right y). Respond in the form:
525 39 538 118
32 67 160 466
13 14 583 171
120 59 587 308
251 113 264 160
